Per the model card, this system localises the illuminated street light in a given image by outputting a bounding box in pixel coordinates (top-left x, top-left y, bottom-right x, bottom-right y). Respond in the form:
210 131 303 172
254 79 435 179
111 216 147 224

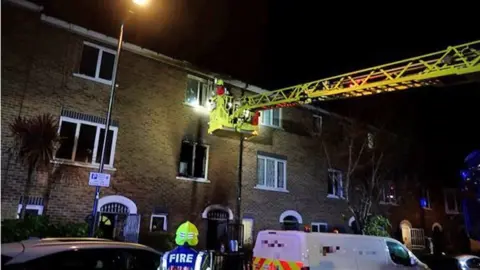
88 0 149 237
133 0 149 6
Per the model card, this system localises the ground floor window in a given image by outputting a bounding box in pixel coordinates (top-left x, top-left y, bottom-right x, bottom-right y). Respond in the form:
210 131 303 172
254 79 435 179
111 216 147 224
17 196 44 219
150 214 167 232
282 216 299 230
311 222 328 232
242 218 254 245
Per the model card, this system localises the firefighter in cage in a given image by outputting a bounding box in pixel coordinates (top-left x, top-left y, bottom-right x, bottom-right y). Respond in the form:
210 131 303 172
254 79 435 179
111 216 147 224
161 221 211 270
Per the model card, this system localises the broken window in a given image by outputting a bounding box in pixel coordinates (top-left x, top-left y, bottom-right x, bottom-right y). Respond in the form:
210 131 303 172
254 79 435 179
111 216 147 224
184 75 213 108
178 141 208 179
55 117 118 167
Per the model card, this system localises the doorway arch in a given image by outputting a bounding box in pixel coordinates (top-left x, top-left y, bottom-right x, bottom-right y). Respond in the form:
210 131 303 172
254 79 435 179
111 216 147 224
202 204 234 250
201 204 234 220
97 195 137 214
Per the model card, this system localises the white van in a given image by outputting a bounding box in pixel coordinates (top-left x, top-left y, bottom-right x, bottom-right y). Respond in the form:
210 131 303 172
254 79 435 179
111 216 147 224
252 230 429 270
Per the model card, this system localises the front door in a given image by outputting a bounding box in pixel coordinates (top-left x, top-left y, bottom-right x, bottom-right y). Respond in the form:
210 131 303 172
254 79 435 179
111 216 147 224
206 209 229 250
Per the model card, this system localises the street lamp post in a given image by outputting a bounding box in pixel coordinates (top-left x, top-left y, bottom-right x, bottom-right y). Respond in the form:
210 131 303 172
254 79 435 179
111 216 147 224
88 0 148 237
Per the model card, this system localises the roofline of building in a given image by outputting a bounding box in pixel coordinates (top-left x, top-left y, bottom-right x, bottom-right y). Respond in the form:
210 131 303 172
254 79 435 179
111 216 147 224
5 0 389 133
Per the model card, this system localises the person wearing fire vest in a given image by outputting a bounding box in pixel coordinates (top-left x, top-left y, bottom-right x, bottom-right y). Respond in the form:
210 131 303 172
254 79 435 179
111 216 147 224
161 221 210 270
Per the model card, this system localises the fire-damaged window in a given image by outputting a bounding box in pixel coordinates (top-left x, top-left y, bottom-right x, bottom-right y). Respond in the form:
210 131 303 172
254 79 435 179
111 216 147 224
55 116 118 168
178 141 209 180
74 41 116 85
184 75 213 108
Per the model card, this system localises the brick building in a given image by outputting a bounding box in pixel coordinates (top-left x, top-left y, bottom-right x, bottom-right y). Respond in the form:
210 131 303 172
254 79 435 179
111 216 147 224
1 0 466 252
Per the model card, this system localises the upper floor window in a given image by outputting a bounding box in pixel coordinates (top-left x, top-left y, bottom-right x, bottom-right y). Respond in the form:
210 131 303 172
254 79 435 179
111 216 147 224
420 188 431 209
381 184 397 205
312 115 323 135
55 116 118 168
256 154 287 191
74 41 116 85
367 132 375 149
178 141 209 181
444 189 460 214
327 169 344 198
260 109 281 128
185 75 213 108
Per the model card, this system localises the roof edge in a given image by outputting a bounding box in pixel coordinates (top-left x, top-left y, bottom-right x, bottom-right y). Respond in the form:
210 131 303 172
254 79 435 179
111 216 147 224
4 0 43 12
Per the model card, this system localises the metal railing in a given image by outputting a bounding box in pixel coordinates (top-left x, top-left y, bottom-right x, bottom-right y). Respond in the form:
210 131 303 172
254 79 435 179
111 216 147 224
209 250 252 270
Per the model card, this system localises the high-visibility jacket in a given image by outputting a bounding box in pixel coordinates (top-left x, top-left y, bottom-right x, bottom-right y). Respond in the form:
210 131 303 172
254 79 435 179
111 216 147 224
161 245 210 270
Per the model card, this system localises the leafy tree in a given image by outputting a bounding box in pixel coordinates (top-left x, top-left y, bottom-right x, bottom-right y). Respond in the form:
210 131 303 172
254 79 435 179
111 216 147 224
9 114 60 220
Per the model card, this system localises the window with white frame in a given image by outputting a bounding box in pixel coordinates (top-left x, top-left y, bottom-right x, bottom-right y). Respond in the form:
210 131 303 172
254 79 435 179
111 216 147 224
312 115 323 135
311 222 328 233
55 116 118 167
327 169 344 198
421 188 431 209
257 154 287 190
185 75 213 108
242 218 254 245
17 205 43 219
178 141 209 180
367 132 375 149
260 109 281 128
150 214 167 232
381 184 397 205
75 41 116 85
444 189 460 214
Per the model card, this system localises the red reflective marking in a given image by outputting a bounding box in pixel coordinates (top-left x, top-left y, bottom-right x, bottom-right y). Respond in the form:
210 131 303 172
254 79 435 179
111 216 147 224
296 261 304 268
257 258 266 269
279 260 291 270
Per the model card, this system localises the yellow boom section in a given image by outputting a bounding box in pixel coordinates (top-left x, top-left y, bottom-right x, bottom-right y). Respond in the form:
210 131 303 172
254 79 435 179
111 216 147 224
208 40 480 136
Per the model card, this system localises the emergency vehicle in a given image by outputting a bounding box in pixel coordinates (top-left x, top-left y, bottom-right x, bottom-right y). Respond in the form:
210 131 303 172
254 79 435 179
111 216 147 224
252 230 430 270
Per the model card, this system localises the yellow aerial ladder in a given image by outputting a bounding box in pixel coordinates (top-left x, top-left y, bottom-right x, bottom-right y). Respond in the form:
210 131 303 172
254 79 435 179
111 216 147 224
208 40 480 137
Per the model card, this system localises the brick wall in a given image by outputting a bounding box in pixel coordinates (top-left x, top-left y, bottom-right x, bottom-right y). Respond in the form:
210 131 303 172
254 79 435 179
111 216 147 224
2 1 464 252
1 2 353 245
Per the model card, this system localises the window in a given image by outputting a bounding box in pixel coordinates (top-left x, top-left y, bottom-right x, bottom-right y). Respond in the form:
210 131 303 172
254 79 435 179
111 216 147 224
386 241 413 266
149 214 167 232
444 189 460 214
184 75 213 108
55 117 118 168
74 41 116 85
256 155 287 191
16 205 43 219
242 218 254 245
420 188 431 209
327 169 343 198
367 132 375 149
178 141 209 180
311 222 328 233
260 109 281 127
381 184 397 205
312 115 323 135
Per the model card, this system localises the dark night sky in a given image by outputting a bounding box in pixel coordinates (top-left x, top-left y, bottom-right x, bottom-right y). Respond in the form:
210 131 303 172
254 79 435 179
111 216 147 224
32 0 480 183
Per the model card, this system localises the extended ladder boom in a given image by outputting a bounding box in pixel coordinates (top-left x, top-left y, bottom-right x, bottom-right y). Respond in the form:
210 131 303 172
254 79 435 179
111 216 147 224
208 40 480 137
241 40 480 111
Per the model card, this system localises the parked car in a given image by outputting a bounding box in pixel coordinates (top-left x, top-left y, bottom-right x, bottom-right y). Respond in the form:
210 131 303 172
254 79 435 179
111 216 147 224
419 254 480 270
1 237 162 270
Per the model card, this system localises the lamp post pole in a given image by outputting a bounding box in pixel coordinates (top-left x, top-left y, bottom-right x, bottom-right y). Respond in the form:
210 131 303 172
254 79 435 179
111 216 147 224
89 21 125 237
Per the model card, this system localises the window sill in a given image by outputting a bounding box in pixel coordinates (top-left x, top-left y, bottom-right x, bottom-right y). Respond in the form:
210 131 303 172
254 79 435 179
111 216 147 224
51 159 117 171
379 201 398 206
260 124 283 130
183 102 211 112
445 210 461 215
73 73 112 86
254 185 289 193
422 207 432 211
326 194 345 200
176 176 210 183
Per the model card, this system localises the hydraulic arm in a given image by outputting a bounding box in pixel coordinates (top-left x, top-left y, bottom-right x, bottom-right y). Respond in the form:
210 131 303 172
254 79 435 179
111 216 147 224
208 40 480 137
